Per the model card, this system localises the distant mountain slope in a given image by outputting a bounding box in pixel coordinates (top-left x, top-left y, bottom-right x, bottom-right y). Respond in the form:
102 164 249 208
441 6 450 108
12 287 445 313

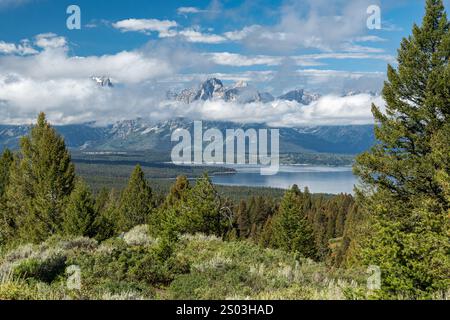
0 119 375 155
277 89 320 105
0 125 29 150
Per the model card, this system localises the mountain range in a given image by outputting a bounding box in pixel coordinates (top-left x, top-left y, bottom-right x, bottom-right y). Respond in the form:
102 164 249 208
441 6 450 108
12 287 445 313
167 78 321 105
0 118 375 155
0 78 376 156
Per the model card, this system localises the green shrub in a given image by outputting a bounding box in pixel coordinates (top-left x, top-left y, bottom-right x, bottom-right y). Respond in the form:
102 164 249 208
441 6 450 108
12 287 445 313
0 281 37 300
13 255 66 283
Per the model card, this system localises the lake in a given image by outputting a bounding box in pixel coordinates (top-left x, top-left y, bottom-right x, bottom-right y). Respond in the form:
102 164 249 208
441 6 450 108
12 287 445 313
211 165 358 194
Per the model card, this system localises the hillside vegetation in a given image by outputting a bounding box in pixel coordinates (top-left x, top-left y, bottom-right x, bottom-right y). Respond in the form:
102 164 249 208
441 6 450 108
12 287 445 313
0 230 369 300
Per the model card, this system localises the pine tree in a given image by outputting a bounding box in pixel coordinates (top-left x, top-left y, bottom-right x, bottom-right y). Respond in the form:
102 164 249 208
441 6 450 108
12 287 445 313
94 187 110 214
5 113 75 242
312 208 330 260
0 149 14 243
0 149 13 198
117 165 153 231
236 199 251 238
270 186 317 259
354 0 450 298
166 175 190 207
177 174 228 236
94 188 119 241
63 179 98 238
258 215 273 247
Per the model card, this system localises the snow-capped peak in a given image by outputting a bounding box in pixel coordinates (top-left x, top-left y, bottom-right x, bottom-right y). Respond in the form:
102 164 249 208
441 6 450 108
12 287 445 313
233 80 248 88
91 76 113 87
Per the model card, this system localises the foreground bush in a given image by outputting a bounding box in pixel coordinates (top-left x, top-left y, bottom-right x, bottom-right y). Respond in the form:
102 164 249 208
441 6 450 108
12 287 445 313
1 229 447 300
0 229 373 300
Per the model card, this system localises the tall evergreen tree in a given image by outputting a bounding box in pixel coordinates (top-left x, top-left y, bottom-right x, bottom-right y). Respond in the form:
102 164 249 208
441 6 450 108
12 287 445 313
63 179 98 238
117 165 153 231
270 186 317 259
354 0 450 298
258 215 273 247
0 149 14 243
5 113 75 242
0 149 13 198
152 174 230 237
94 188 120 241
166 175 190 207
178 174 228 236
236 199 251 238
312 208 330 260
94 187 111 214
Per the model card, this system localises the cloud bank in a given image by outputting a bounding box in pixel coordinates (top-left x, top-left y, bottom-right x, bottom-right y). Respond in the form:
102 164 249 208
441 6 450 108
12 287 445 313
0 31 385 126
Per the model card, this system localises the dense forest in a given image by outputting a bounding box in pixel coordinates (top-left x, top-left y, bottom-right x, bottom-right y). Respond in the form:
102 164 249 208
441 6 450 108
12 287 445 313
0 0 449 300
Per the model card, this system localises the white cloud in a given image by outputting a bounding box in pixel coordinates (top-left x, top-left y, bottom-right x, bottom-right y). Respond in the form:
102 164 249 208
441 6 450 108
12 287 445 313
221 0 382 52
0 72 165 125
205 50 393 68
0 0 32 10
341 44 385 53
0 47 173 84
0 33 181 125
178 29 227 44
112 19 178 35
294 52 395 64
353 35 387 42
206 52 283 67
34 33 67 50
269 94 384 126
223 25 261 41
84 19 111 29
177 7 204 15
156 94 382 127
0 40 38 55
0 71 383 126
111 19 228 44
0 55 384 126
0 28 387 126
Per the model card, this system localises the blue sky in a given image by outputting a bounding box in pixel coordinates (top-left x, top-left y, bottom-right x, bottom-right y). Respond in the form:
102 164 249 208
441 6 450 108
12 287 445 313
0 0 448 125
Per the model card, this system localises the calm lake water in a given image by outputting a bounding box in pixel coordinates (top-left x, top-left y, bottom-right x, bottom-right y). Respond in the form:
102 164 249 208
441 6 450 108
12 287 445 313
211 165 358 194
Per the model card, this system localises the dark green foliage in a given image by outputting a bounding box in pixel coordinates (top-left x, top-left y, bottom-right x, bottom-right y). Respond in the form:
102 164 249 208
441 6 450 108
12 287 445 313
63 179 98 238
236 200 251 239
151 174 232 238
117 165 153 231
268 186 317 259
232 188 357 264
5 113 75 242
0 149 13 198
68 238 183 290
333 203 361 267
236 195 277 240
93 188 119 241
164 175 190 208
353 0 450 298
94 188 110 214
0 149 14 243
13 255 67 284
174 174 231 236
